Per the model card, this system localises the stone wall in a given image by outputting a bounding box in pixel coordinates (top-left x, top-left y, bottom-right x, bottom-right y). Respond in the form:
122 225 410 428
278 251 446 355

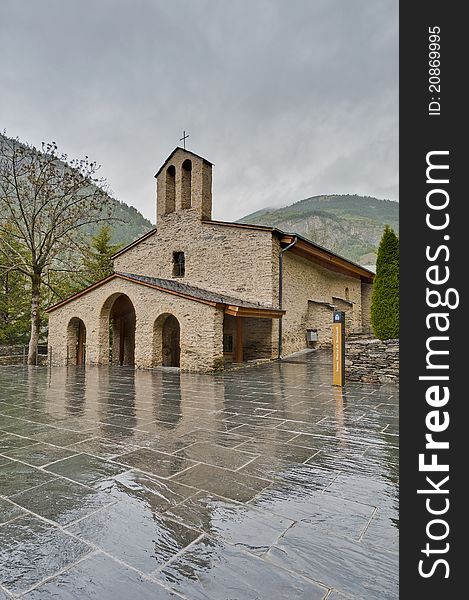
345 338 399 384
0 345 27 365
50 218 376 371
0 346 48 366
222 315 274 362
306 302 334 347
280 250 363 356
114 212 276 307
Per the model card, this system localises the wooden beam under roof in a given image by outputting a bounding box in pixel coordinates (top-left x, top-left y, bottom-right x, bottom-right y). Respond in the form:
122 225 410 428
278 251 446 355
224 305 285 319
280 235 374 282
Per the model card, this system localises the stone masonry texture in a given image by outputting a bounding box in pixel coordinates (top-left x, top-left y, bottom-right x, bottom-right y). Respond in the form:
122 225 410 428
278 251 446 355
114 212 275 308
345 338 399 384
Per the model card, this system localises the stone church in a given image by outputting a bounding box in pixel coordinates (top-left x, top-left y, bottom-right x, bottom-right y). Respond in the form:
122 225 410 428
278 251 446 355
47 147 374 372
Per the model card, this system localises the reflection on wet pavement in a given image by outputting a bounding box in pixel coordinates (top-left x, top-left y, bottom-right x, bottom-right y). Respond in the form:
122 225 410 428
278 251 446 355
157 536 328 600
0 350 398 599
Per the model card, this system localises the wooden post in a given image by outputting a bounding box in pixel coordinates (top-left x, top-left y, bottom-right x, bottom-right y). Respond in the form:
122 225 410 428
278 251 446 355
119 319 125 366
332 311 345 386
234 317 244 363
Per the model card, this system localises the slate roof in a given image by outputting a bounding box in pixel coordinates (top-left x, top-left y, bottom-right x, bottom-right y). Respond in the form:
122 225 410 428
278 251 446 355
45 271 279 314
308 299 336 309
117 272 268 309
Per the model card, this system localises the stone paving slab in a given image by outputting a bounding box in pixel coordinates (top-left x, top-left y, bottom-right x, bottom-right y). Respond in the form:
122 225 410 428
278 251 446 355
0 497 28 525
0 587 10 600
10 477 115 526
44 453 128 486
66 498 202 574
171 462 272 503
173 441 257 470
0 514 92 595
0 433 38 453
114 447 199 478
21 553 185 599
0 461 56 497
155 535 329 600
265 522 398 599
0 350 398 598
2 442 78 467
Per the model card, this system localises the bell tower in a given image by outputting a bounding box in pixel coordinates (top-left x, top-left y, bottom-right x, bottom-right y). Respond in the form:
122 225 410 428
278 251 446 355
155 147 213 223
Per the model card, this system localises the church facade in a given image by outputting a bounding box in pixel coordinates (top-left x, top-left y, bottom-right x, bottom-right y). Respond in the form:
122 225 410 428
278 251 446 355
46 147 374 372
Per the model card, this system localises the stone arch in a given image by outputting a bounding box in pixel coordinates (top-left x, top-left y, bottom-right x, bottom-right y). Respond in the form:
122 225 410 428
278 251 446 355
66 317 86 366
181 159 192 209
153 313 181 367
165 165 176 214
99 293 136 366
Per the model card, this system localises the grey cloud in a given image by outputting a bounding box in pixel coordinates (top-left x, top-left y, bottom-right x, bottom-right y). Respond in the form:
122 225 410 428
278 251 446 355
0 0 398 222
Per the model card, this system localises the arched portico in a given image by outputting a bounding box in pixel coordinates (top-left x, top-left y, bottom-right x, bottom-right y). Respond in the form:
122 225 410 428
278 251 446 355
66 317 86 365
99 293 136 366
153 313 181 367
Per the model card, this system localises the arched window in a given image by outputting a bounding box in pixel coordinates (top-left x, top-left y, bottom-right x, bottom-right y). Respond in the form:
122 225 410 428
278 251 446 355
173 251 185 277
181 159 192 209
165 165 176 214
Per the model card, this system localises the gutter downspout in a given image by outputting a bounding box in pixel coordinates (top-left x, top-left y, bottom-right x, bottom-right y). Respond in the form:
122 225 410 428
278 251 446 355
278 236 298 359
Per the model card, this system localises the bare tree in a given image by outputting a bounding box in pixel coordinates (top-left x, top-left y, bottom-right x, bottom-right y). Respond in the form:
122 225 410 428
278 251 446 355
0 135 113 364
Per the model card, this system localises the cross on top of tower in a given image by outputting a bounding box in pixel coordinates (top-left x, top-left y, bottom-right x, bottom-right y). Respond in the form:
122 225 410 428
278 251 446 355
179 130 189 149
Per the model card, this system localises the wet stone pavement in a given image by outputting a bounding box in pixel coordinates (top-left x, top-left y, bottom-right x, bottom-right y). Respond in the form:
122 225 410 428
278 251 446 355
0 350 398 599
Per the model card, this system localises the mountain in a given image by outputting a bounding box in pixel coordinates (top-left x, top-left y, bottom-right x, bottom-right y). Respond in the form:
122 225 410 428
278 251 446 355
87 200 153 247
0 133 153 247
238 194 399 266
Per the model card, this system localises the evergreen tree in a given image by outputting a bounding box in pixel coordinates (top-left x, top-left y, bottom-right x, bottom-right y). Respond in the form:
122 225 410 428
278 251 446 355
371 225 399 339
83 225 121 284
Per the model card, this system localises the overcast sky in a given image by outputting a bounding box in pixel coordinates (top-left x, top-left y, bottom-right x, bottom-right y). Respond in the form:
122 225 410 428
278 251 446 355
0 0 398 223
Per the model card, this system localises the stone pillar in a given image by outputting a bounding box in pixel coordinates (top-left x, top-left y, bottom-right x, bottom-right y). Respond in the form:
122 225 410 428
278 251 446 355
135 317 153 369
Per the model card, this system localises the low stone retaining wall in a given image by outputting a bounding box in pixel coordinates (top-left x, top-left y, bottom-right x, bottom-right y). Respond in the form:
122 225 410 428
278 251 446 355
0 345 27 365
0 345 48 366
345 338 399 384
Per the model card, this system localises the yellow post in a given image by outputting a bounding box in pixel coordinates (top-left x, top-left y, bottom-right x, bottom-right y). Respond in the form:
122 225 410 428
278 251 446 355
332 311 345 386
